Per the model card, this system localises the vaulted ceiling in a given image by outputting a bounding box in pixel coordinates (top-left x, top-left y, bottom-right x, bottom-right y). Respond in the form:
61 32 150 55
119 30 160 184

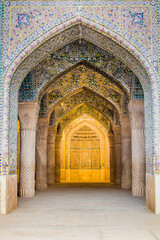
18 39 144 128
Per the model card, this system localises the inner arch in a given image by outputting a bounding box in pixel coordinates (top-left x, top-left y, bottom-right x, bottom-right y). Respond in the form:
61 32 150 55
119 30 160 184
5 22 154 211
55 116 110 183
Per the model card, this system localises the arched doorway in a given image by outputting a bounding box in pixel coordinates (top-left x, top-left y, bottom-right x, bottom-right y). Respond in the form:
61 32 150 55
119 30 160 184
55 116 110 183
0 19 159 214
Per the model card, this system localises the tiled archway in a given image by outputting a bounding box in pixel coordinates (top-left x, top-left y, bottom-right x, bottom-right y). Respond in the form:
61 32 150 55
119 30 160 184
1 18 159 214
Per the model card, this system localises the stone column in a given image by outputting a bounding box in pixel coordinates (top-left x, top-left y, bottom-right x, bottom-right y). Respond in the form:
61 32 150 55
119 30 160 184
120 116 132 189
18 103 39 197
36 118 48 190
55 133 62 183
108 133 114 182
128 101 145 196
113 126 121 186
47 127 56 185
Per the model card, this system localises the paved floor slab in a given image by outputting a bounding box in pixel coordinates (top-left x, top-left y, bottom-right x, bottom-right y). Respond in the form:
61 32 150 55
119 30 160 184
0 184 160 240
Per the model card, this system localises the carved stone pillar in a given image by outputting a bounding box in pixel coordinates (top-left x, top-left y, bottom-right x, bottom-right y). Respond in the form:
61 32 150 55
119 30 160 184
47 127 56 185
18 103 39 197
128 101 145 196
55 133 62 183
108 133 114 182
120 116 132 189
36 118 48 190
113 126 121 186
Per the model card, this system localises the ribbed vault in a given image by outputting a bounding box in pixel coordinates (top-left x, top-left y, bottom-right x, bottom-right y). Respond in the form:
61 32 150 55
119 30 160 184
38 64 129 121
52 103 111 132
48 87 120 126
31 39 141 99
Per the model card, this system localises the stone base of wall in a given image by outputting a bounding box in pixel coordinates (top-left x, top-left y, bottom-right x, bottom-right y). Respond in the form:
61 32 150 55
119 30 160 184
146 173 160 214
0 175 17 214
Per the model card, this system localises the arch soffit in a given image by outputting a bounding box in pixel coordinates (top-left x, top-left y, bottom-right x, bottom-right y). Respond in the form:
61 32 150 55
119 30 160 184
38 59 129 101
54 103 112 130
47 85 122 120
45 65 124 95
40 65 127 118
9 23 154 97
35 42 132 100
62 117 109 140
8 20 156 92
48 88 120 123
50 100 116 126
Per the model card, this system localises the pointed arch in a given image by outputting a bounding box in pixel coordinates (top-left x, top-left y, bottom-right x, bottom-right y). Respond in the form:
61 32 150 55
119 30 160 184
55 115 110 183
1 18 157 186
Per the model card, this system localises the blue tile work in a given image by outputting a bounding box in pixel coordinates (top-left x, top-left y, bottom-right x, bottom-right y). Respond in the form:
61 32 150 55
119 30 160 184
18 13 34 30
131 74 144 100
154 0 160 175
34 39 133 98
49 110 55 127
156 0 160 74
0 1 3 175
18 71 34 102
122 94 129 115
131 13 144 25
3 1 158 73
19 39 143 104
39 94 47 118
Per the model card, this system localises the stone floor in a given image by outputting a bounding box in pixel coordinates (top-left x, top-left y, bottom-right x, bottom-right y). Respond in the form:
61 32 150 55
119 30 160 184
0 184 160 240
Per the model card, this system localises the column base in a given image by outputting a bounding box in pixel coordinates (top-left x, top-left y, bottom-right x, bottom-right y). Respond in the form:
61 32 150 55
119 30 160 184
47 166 55 185
0 175 17 214
19 188 35 197
121 182 131 190
36 183 47 190
115 179 121 186
110 169 114 182
146 173 160 214
132 186 145 196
